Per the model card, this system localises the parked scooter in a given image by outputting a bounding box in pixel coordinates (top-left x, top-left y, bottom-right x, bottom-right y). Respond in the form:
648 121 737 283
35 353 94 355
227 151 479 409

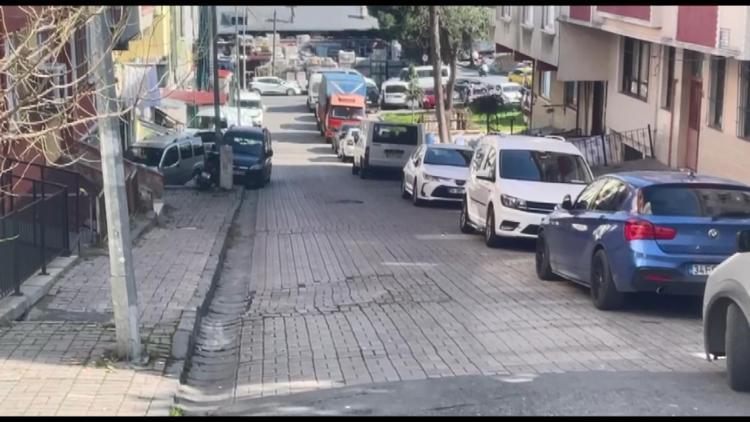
195 147 220 190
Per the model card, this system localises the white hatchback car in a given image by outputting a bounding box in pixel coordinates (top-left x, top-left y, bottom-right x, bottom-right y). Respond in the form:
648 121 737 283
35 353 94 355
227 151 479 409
460 134 594 246
703 229 750 392
249 76 302 96
401 144 474 206
337 126 360 162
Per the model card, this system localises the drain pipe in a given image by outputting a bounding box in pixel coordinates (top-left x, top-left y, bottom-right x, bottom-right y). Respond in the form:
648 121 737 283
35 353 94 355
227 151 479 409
666 77 677 167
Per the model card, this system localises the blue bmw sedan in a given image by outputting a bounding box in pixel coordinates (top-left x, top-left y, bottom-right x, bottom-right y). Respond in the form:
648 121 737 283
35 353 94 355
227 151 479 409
536 171 750 310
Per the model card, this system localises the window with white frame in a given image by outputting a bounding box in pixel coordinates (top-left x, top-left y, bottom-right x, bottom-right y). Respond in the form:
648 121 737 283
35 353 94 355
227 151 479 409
541 6 556 30
522 6 533 26
621 37 650 101
708 56 725 129
564 81 577 109
540 71 552 99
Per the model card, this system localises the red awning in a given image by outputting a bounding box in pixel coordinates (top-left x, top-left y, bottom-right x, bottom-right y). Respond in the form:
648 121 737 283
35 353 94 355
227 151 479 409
159 89 228 106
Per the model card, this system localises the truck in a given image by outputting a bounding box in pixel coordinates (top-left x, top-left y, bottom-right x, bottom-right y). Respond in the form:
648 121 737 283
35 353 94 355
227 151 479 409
316 73 366 141
321 94 366 144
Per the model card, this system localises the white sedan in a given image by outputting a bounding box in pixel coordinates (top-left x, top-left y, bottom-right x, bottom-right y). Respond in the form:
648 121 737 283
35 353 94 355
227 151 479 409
249 76 302 96
337 127 360 162
401 144 474 206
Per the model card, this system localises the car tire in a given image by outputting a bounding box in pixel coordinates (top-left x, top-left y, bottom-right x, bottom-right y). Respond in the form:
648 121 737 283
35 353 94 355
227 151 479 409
726 302 750 392
359 161 367 179
412 177 424 206
286 88 295 96
459 198 474 234
401 174 410 199
590 250 625 310
484 206 500 248
352 161 359 175
535 233 559 281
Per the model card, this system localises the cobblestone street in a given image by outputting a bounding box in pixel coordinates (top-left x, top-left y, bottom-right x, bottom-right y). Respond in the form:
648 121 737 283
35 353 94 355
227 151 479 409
178 96 750 416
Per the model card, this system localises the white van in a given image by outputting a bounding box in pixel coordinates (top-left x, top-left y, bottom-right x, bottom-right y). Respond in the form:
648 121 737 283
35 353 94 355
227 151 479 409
460 134 594 246
380 79 412 110
399 65 450 90
307 68 362 112
352 121 423 179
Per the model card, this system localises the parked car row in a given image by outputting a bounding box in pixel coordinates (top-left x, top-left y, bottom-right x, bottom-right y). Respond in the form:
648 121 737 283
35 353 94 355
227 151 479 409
343 127 750 392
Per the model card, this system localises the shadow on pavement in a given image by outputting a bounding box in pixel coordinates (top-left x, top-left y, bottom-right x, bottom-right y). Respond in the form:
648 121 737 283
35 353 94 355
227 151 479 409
295 115 317 123
268 104 309 113
280 122 318 131
271 131 322 144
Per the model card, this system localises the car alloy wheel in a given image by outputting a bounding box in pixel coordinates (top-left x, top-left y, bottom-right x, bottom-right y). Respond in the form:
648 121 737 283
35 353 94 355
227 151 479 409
401 174 410 199
412 177 423 206
535 234 558 281
485 208 499 247
590 251 625 310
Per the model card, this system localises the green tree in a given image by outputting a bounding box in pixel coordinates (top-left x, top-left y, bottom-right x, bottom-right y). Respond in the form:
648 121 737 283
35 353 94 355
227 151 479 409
404 65 424 122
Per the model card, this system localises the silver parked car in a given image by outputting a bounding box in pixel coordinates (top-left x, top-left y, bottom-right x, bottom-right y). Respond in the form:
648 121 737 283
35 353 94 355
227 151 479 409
703 229 750 392
127 134 205 186
249 76 302 96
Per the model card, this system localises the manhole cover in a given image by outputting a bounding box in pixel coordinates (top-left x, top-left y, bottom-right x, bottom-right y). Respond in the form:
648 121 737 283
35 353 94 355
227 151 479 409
328 199 364 204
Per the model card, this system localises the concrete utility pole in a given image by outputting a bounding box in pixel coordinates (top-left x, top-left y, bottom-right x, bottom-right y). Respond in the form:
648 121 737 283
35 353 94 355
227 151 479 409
271 9 277 76
430 6 449 144
91 7 142 362
235 5 241 126
211 5 221 137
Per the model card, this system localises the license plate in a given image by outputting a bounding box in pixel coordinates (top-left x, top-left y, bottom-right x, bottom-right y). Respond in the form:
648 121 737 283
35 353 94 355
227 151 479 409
385 150 403 158
449 187 464 194
689 264 717 276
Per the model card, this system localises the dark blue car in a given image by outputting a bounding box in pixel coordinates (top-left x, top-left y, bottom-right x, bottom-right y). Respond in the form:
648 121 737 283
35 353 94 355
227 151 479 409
536 171 750 310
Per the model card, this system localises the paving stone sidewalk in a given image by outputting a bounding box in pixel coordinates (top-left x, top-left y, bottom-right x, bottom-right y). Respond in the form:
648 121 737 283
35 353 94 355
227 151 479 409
0 188 241 416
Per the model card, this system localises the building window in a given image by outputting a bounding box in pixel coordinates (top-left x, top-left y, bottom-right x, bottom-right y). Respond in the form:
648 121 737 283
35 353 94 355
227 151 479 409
661 46 675 110
738 61 750 139
708 56 726 130
564 81 577 109
621 37 650 101
540 71 552 99
541 6 556 29
522 6 533 26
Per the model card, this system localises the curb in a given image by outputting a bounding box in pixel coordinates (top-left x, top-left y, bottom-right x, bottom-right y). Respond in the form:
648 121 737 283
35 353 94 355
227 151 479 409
0 255 78 325
165 188 245 402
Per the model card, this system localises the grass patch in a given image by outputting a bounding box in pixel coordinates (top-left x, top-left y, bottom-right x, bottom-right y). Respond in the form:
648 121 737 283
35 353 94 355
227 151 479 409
470 109 526 134
380 111 429 124
169 406 184 417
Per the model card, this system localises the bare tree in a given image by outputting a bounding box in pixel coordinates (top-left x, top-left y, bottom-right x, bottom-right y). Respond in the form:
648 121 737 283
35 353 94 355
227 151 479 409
0 6 134 195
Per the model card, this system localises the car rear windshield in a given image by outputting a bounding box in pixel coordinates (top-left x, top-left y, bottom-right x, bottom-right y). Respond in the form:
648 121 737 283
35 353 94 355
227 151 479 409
640 184 750 218
372 123 419 145
503 85 522 93
226 132 264 156
331 106 365 119
500 150 592 184
385 85 407 94
239 100 261 109
424 148 473 167
127 147 163 167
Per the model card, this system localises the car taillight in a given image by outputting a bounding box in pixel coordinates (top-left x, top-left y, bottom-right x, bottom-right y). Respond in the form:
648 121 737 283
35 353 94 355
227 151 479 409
624 219 676 241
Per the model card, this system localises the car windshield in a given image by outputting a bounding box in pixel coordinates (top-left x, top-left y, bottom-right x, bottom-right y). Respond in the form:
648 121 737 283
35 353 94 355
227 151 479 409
227 132 264 156
640 184 750 218
423 148 473 167
500 150 592 184
503 85 522 93
190 116 226 129
331 106 365 119
239 100 261 109
127 146 163 167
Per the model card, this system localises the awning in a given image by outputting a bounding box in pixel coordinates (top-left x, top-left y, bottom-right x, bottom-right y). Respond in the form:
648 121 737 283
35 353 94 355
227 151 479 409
121 64 161 109
495 43 513 54
158 89 229 107
536 60 557 72
557 23 613 81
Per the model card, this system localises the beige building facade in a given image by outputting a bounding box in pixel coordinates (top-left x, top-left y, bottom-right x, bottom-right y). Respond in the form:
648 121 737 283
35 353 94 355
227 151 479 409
495 5 750 184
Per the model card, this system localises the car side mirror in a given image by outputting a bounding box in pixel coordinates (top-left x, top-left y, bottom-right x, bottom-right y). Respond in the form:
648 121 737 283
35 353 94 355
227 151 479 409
267 150 274 157
561 195 573 211
738 230 750 252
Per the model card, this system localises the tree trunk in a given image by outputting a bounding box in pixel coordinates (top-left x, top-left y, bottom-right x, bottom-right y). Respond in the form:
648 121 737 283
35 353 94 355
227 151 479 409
446 52 457 115
430 6 449 144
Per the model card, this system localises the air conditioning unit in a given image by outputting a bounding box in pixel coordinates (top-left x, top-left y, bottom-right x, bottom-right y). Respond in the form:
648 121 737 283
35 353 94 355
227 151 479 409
719 28 730 49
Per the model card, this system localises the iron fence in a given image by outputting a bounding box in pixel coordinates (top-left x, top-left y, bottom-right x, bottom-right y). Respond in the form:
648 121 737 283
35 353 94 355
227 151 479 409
0 173 70 299
566 126 655 168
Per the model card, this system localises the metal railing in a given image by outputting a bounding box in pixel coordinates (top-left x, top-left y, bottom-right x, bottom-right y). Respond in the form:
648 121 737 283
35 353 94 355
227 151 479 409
0 173 70 299
566 126 655 168
1 157 95 252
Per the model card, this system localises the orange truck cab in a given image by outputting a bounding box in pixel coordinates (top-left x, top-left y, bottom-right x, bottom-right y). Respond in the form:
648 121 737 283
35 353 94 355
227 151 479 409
325 94 365 142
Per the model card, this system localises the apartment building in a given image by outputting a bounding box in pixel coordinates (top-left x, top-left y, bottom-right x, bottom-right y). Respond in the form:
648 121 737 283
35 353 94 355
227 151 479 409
495 5 750 184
